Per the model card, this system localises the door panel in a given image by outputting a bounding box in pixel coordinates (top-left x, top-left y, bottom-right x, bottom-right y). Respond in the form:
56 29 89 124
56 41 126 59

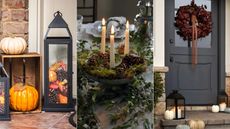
165 0 218 105
168 55 217 104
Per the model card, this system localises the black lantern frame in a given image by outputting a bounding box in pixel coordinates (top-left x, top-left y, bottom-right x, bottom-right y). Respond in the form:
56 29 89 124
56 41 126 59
43 11 74 112
0 63 10 121
218 90 229 107
166 90 186 120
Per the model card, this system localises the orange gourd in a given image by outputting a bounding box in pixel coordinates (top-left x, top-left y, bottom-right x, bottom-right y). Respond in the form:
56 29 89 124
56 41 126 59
49 70 57 82
10 83 38 112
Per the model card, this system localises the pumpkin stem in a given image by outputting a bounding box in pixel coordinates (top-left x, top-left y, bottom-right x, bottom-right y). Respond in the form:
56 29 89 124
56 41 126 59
13 83 26 91
9 34 16 38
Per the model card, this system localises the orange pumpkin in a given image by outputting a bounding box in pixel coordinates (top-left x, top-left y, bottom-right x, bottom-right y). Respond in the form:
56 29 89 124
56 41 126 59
58 94 67 104
10 83 38 112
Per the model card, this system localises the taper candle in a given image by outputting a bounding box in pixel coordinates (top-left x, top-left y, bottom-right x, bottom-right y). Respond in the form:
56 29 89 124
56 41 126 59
110 25 115 68
100 18 106 53
124 21 130 55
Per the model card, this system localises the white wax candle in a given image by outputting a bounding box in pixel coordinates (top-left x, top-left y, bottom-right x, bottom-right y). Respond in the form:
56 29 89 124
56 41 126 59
124 21 130 55
171 107 175 119
110 25 115 68
171 107 181 119
177 108 182 118
219 103 227 111
101 18 106 53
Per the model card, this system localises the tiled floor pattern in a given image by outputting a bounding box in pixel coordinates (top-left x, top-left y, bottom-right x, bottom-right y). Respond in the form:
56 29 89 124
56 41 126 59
0 112 76 129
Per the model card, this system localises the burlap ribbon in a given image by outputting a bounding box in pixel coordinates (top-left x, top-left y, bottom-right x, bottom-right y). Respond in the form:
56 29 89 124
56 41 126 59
191 15 198 67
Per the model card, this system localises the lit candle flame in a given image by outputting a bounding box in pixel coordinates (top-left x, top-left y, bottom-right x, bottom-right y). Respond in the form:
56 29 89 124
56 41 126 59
126 21 129 30
102 18 106 26
111 25 115 35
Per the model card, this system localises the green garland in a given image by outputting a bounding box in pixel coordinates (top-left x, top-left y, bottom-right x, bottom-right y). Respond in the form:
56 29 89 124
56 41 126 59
77 8 153 128
77 40 153 129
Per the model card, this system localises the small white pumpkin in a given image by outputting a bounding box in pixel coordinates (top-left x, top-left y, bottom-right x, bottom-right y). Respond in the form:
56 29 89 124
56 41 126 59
211 105 219 113
196 120 205 129
0 37 27 54
189 120 198 129
164 110 174 120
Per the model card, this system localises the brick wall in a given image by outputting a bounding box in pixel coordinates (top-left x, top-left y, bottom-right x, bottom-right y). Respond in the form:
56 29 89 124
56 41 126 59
0 0 28 40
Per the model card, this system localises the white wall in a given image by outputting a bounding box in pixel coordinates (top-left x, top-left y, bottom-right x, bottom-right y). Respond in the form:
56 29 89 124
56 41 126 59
226 0 230 73
28 0 40 52
153 0 165 67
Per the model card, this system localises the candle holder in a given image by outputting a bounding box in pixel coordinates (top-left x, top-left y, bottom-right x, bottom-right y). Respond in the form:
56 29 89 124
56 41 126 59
166 90 186 120
82 53 146 86
43 11 74 111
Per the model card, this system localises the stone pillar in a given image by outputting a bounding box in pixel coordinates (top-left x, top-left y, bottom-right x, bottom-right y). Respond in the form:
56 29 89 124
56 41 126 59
0 0 28 40
154 66 169 129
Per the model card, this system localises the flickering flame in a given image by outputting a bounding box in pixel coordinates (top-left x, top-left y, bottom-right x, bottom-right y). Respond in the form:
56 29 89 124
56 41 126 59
126 21 129 30
111 25 115 35
102 18 106 26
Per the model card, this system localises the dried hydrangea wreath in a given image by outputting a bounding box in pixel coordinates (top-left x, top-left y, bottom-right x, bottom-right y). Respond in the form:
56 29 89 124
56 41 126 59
175 0 212 40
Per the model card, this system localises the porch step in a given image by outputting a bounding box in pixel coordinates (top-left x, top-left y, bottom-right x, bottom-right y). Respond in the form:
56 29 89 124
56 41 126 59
161 111 230 129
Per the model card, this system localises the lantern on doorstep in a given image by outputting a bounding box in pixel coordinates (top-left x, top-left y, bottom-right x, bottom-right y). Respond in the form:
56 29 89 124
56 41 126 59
218 90 228 111
145 1 153 17
0 63 10 121
43 11 74 111
166 90 185 120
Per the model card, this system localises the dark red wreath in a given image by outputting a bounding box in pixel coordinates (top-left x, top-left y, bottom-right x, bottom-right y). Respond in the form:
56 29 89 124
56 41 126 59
175 0 212 66
175 0 212 40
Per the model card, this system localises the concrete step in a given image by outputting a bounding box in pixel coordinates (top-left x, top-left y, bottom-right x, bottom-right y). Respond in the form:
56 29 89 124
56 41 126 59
161 111 230 129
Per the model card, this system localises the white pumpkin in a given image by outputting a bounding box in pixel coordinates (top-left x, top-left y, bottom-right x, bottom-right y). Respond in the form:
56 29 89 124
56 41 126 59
164 110 174 120
196 120 205 129
0 37 27 54
189 120 198 129
189 120 205 129
211 105 219 113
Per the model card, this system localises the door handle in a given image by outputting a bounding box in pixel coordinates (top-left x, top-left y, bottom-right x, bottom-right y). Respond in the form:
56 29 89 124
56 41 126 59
170 56 174 62
169 39 174 44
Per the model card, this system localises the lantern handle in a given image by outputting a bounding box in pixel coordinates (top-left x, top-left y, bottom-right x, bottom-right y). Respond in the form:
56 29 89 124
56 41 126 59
54 11 63 17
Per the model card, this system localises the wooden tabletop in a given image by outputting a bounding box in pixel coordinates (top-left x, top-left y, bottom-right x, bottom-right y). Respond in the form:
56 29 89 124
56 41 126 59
0 52 41 58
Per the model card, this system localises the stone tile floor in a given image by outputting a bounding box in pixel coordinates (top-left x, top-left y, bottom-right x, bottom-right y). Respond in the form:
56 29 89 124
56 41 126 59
0 112 76 129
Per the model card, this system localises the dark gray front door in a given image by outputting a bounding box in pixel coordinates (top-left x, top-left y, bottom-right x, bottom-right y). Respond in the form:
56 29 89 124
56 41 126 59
165 0 218 105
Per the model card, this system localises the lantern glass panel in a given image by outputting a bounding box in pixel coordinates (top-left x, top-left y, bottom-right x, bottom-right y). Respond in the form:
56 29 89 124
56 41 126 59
177 99 185 119
0 82 5 114
48 44 68 104
219 96 227 103
166 98 175 111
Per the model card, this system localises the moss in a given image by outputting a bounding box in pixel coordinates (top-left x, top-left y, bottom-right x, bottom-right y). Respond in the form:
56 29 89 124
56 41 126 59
89 68 116 78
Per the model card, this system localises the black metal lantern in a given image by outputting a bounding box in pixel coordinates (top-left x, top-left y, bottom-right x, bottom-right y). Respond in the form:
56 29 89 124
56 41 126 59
0 63 10 121
43 11 74 111
145 1 153 17
166 90 185 120
218 90 228 107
